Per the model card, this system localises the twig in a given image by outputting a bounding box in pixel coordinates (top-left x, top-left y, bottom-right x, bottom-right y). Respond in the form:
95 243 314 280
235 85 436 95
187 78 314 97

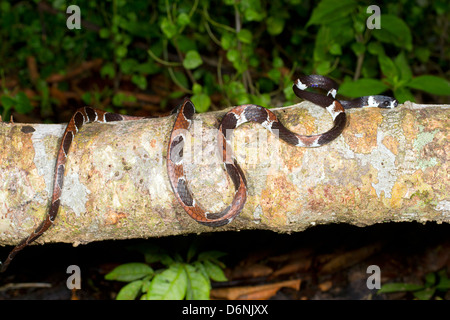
0 282 52 292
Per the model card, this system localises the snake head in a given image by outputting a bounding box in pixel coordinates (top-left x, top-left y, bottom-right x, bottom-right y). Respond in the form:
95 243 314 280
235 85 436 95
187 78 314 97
372 96 398 109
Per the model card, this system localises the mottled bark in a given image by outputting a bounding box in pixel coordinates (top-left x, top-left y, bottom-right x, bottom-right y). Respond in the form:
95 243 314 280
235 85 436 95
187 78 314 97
0 102 448 246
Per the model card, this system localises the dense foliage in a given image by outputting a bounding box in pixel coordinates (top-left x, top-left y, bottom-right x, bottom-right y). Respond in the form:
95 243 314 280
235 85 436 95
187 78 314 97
0 0 448 120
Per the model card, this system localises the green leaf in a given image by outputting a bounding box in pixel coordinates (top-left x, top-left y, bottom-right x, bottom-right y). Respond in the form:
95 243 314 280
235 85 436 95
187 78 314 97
192 83 203 95
406 75 450 96
100 63 116 79
237 29 252 44
394 52 412 82
267 68 281 83
203 260 228 282
184 264 211 300
436 276 450 291
394 87 415 103
145 263 187 300
226 49 240 62
351 42 365 56
183 50 203 69
14 92 33 114
372 15 412 51
413 287 435 300
116 280 143 300
131 74 147 90
177 13 190 27
160 17 177 39
315 60 332 75
112 92 136 107
378 54 399 82
339 79 389 98
378 283 424 294
197 250 227 262
425 272 436 287
191 93 211 113
1 95 15 112
330 43 342 55
99 28 110 39
115 45 128 59
307 0 357 26
220 32 236 50
105 263 154 282
272 57 284 68
120 58 138 74
267 17 284 35
145 252 174 266
367 42 385 56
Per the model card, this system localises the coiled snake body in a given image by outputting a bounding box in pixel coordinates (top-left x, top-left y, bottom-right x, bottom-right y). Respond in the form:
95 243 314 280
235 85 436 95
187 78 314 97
1 75 397 271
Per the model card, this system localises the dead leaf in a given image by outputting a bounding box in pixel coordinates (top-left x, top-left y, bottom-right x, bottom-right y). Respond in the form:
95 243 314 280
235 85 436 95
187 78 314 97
210 279 301 300
319 242 382 274
228 263 273 280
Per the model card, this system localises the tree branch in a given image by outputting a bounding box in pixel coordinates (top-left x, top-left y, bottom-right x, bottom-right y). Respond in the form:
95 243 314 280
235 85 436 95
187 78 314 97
0 102 448 246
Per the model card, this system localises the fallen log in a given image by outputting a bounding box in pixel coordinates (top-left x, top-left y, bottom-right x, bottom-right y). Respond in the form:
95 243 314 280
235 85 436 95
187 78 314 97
0 101 448 246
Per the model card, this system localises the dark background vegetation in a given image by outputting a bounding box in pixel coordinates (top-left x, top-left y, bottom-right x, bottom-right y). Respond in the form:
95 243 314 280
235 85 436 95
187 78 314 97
0 0 449 300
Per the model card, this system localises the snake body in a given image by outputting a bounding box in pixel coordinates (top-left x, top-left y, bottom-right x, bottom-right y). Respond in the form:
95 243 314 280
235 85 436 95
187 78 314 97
1 75 397 272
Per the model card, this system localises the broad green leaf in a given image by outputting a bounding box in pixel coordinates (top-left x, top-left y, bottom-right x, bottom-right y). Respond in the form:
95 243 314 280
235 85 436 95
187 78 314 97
226 48 240 62
220 32 236 50
160 18 177 39
184 264 211 300
330 43 342 55
267 17 284 35
415 47 430 63
372 15 412 51
177 13 190 27
436 276 450 291
100 63 116 79
425 272 436 287
241 0 265 22
176 35 197 53
315 60 332 75
237 29 252 44
413 287 435 300
1 95 15 111
116 280 143 300
120 58 138 74
145 263 187 300
367 42 385 56
14 92 33 114
339 78 389 98
191 93 211 113
131 74 147 90
203 260 228 282
115 45 128 59
394 87 415 103
378 54 398 82
406 75 450 96
250 93 271 107
307 0 357 26
99 28 110 39
197 250 227 262
394 52 412 82
183 50 203 69
192 83 202 95
272 57 284 68
267 68 281 83
351 42 365 56
105 263 154 282
377 283 423 294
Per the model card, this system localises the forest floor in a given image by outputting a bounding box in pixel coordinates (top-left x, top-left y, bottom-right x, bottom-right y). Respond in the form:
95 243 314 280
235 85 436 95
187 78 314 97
1 222 449 300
